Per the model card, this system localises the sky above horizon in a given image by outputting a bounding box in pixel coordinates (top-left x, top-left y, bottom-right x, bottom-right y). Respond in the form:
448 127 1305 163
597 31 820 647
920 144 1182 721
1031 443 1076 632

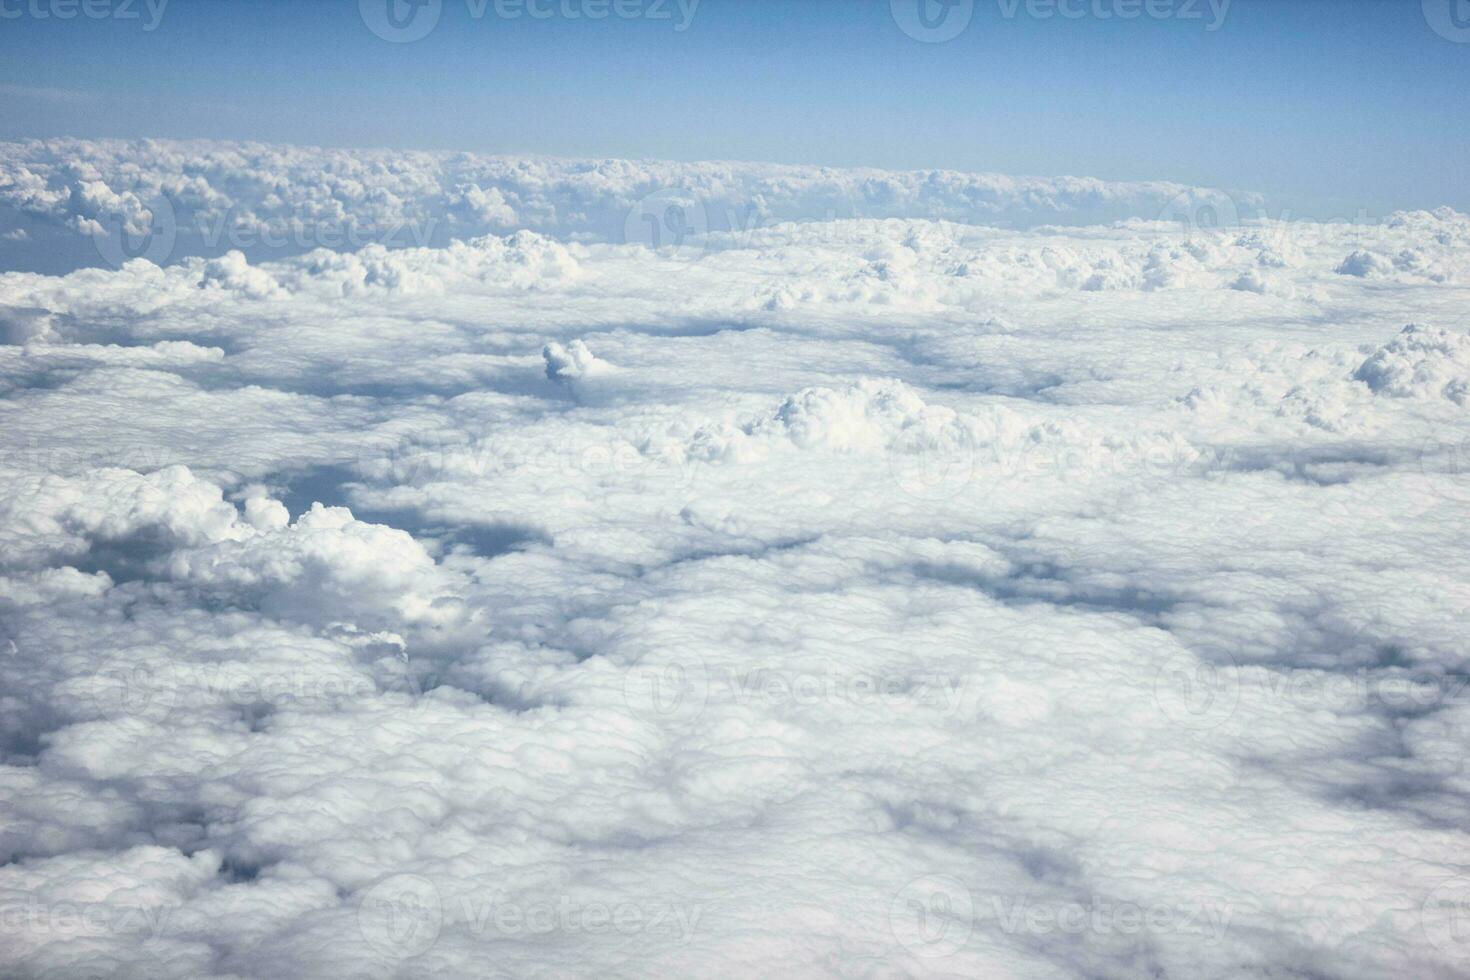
0 0 1467 218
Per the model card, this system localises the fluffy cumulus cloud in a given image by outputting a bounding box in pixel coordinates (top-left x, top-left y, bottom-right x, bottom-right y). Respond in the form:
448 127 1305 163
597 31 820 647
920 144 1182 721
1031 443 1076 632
2 139 1470 979
0 138 1268 274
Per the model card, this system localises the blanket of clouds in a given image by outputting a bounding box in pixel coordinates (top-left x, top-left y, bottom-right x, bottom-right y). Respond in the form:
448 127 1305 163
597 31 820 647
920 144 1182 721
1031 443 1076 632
0 137 1265 274
2 139 1469 979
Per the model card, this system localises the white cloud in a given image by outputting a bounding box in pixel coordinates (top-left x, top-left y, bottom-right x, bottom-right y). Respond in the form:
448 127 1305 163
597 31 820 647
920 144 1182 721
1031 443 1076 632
1354 323 1470 404
0 138 1266 273
543 339 612 382
1 142 1469 979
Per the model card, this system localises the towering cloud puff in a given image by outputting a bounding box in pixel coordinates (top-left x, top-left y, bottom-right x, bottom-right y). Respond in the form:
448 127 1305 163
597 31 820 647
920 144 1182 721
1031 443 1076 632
1354 324 1470 404
543 339 612 382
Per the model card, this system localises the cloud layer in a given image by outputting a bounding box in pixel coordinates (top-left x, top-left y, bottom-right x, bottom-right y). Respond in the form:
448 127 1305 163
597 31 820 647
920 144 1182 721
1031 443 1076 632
0 137 1265 273
2 143 1469 978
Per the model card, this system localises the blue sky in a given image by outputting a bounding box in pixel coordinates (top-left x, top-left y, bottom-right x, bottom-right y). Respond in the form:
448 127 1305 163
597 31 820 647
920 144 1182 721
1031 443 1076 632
1 0 1467 216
